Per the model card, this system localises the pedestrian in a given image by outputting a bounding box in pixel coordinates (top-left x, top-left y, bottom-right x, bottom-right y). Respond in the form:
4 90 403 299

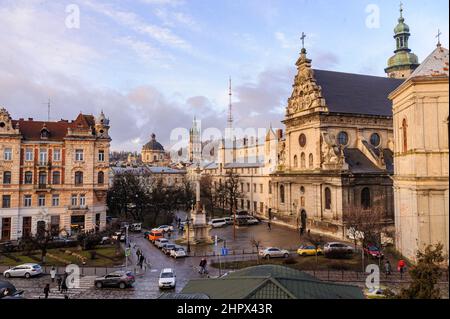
385 260 392 276
199 258 208 275
61 272 68 293
43 284 50 299
167 231 172 239
300 227 305 236
50 266 56 283
139 254 145 269
56 276 62 292
136 248 141 261
398 259 406 279
307 229 311 237
267 221 272 231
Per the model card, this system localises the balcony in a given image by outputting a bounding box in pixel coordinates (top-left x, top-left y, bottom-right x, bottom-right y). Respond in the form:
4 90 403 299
35 184 52 192
68 205 89 212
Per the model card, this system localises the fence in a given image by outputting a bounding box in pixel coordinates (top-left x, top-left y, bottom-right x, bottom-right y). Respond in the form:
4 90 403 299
0 265 122 277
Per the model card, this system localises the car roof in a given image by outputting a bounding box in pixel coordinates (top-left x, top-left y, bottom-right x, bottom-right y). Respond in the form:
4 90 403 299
162 268 173 273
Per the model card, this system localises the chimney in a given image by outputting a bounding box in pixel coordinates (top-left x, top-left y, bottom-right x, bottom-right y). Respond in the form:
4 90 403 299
28 118 33 121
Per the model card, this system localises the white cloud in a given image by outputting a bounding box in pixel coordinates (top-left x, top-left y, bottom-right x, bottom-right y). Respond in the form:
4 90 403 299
82 0 190 50
140 0 185 6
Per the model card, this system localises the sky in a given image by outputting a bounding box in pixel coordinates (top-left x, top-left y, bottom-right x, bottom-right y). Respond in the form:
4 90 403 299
0 0 448 151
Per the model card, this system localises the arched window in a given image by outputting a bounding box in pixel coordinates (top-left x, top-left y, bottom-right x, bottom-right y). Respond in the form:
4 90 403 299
52 171 61 185
280 185 285 204
361 187 371 209
98 171 105 185
38 172 47 187
337 132 349 146
3 171 11 185
75 171 83 186
325 187 331 210
293 155 298 168
300 153 306 169
402 118 408 152
24 171 33 184
309 154 314 169
154 155 157 162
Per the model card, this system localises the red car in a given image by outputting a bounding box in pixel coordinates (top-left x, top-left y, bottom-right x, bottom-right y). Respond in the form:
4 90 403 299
364 246 384 259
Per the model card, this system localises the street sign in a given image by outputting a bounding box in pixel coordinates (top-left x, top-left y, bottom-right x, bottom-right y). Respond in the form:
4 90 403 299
221 247 229 256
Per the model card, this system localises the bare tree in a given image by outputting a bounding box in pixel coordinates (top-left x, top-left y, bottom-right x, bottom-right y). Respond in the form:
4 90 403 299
251 238 262 265
223 170 243 216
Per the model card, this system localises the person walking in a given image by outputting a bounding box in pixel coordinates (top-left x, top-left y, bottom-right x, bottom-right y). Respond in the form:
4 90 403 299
139 254 145 269
199 258 208 275
50 267 56 283
61 272 68 293
398 259 406 279
43 284 50 299
267 221 272 231
56 276 62 292
384 260 392 277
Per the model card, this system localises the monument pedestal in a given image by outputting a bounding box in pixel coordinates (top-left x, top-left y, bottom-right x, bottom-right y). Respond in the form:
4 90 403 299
183 203 213 245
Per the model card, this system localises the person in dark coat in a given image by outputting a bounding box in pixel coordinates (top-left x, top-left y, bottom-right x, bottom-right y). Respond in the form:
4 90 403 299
43 284 50 299
56 276 62 292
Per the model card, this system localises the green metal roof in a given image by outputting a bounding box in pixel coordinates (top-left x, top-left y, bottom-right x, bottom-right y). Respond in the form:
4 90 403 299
181 265 364 299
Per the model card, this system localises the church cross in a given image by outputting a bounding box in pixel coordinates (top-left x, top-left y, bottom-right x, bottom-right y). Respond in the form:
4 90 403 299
436 29 442 46
300 32 306 49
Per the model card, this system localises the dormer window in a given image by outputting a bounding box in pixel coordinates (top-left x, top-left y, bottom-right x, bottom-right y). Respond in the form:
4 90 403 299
41 127 50 139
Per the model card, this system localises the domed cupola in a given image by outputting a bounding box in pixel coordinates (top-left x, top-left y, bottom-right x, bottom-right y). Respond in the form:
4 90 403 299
385 4 420 79
143 133 164 151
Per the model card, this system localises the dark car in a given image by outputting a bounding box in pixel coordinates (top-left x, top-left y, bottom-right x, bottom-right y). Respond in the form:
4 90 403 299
94 271 135 289
0 280 25 299
162 244 176 256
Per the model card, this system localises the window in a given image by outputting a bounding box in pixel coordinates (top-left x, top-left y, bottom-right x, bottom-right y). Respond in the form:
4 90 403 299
24 171 33 184
50 216 60 236
98 171 105 185
38 172 47 187
98 150 105 162
299 134 307 147
25 148 33 161
260 184 263 193
247 183 250 192
269 182 272 194
79 195 86 207
53 149 61 161
370 133 381 147
75 149 84 161
361 188 371 209
52 171 61 185
3 171 11 184
293 155 298 168
75 171 83 186
22 217 32 238
4 148 12 161
71 195 78 206
280 185 285 204
309 154 314 169
253 184 257 193
38 195 46 207
402 119 408 152
39 149 47 165
52 194 60 207
24 195 32 207
301 153 306 169
337 132 349 146
325 187 332 210
2 195 11 208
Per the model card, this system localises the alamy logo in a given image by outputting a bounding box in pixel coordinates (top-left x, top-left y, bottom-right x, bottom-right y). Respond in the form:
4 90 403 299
65 264 80 289
365 4 381 29
365 264 380 290
65 4 81 29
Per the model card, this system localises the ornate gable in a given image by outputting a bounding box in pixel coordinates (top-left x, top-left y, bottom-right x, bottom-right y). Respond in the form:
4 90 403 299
0 107 20 136
285 49 328 119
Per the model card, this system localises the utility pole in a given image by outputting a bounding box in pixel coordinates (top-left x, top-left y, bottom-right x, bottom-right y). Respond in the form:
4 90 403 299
43 98 51 121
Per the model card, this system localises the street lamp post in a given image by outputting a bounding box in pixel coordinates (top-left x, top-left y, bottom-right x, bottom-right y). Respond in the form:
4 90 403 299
186 216 193 253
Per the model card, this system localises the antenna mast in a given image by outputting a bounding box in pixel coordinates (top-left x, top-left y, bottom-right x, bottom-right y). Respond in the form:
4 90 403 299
227 77 233 129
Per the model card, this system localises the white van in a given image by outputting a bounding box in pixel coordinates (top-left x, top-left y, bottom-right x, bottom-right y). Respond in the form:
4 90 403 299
208 218 227 228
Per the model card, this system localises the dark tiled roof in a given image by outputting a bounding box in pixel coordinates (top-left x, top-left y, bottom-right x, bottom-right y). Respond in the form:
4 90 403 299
314 70 404 117
12 114 95 141
343 148 383 173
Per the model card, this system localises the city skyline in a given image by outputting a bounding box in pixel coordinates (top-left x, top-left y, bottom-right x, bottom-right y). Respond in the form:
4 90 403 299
0 0 448 151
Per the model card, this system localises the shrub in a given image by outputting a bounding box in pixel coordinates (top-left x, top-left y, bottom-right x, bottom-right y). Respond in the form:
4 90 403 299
283 257 298 265
325 250 353 260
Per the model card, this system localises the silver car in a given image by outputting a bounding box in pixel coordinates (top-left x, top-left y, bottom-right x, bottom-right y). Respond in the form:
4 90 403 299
259 247 290 259
324 242 355 255
3 264 43 279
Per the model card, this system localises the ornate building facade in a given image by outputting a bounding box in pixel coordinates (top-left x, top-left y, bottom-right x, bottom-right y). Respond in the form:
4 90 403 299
0 108 110 240
389 43 449 261
141 133 170 166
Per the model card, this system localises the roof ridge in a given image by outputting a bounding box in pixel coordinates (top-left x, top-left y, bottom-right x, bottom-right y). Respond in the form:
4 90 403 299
313 68 403 80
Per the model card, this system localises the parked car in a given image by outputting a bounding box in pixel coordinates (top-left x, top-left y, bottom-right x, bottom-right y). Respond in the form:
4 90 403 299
130 223 142 232
170 246 187 259
159 268 176 289
155 238 170 249
364 245 384 259
156 225 174 233
324 242 355 257
162 244 176 256
224 217 233 225
3 264 43 279
94 271 135 289
209 218 227 228
297 245 323 256
0 280 24 299
259 247 290 259
112 231 123 241
143 231 151 238
100 236 112 245
246 217 260 225
148 230 164 243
